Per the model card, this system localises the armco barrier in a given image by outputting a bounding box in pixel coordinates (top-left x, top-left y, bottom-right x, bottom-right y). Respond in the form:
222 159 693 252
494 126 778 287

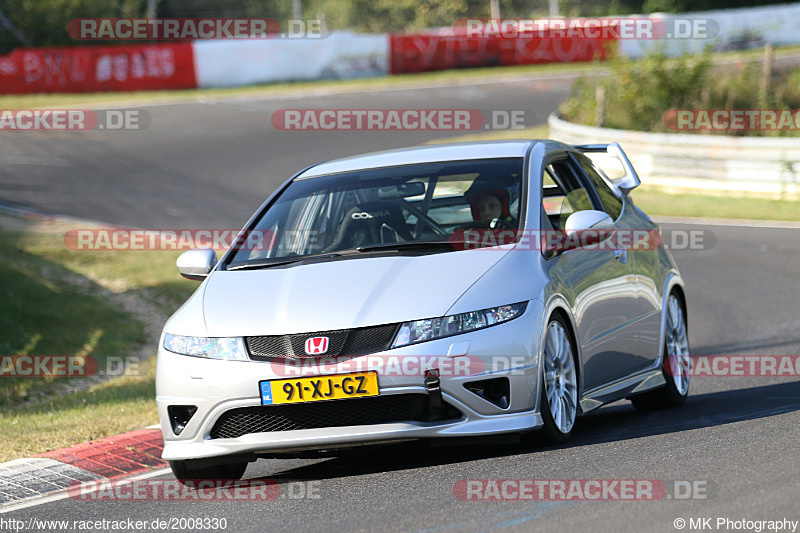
389 29 615 74
548 113 800 197
0 32 387 94
619 2 800 59
0 43 196 94
192 31 388 88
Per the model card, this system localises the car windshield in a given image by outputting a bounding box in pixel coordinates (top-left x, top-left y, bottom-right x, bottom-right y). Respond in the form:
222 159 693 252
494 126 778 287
227 158 524 268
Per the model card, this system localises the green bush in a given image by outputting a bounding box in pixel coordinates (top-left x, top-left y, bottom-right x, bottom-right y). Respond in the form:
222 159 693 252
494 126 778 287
0 0 146 52
560 46 800 136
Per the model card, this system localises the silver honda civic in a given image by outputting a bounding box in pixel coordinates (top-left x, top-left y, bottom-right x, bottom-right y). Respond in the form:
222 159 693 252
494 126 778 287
156 140 690 481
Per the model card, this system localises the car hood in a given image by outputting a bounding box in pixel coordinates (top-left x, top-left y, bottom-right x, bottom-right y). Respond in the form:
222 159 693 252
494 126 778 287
200 250 510 337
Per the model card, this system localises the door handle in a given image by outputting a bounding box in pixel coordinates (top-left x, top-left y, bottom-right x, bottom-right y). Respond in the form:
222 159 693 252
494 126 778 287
614 250 628 263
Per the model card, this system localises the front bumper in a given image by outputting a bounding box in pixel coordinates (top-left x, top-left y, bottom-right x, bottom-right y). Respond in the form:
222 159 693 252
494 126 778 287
156 300 545 461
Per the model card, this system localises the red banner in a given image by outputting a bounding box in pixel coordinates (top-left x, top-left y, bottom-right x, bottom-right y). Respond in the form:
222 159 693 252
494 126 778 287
389 31 616 74
0 43 197 94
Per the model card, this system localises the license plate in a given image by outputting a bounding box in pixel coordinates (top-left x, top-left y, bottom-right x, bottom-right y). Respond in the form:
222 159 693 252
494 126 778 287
259 372 379 406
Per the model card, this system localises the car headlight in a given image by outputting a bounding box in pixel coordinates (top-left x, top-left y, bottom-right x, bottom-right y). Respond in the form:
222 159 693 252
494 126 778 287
163 334 248 361
391 302 527 348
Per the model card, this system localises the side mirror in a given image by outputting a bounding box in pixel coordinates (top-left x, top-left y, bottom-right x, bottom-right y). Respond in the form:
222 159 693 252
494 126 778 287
549 210 615 254
177 248 217 281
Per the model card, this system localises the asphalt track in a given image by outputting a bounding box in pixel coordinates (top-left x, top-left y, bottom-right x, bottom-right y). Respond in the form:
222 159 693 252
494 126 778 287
0 75 572 229
2 74 799 532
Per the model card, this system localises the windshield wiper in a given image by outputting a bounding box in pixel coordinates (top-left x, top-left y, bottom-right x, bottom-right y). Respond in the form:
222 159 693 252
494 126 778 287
227 243 453 270
355 241 454 253
227 253 343 271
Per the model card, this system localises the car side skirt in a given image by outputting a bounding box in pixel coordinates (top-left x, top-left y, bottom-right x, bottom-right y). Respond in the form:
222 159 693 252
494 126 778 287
579 368 666 413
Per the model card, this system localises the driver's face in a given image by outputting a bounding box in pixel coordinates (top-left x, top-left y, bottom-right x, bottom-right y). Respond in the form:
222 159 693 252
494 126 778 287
478 194 502 221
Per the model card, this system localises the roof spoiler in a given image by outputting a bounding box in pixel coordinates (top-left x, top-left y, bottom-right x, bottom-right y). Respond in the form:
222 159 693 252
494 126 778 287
574 142 641 195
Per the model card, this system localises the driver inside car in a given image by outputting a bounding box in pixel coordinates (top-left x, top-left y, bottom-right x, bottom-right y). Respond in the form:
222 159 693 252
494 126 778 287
465 187 517 230
477 193 504 223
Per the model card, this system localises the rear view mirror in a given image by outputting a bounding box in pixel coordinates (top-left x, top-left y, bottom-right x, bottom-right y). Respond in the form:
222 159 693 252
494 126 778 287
377 182 425 199
177 248 217 281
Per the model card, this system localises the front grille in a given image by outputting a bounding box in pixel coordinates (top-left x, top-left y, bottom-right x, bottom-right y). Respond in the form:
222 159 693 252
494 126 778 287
246 323 399 360
209 394 462 439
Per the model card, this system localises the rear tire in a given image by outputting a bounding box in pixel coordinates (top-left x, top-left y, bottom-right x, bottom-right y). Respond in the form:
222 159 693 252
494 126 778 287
169 460 248 483
539 314 578 444
631 291 690 411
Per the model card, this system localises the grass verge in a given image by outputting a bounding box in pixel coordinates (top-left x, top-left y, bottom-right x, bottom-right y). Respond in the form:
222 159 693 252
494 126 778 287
2 358 159 462
0 216 197 462
630 187 800 221
0 230 145 407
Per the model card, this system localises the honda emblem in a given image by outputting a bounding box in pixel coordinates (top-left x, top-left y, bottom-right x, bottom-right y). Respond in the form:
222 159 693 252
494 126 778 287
304 336 329 355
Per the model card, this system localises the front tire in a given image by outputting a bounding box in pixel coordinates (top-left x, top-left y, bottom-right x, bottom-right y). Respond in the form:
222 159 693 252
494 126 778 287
632 291 690 410
539 315 579 443
169 460 248 483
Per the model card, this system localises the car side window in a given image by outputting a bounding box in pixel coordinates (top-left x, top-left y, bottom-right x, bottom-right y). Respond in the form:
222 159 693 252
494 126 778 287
542 158 593 231
573 154 624 221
